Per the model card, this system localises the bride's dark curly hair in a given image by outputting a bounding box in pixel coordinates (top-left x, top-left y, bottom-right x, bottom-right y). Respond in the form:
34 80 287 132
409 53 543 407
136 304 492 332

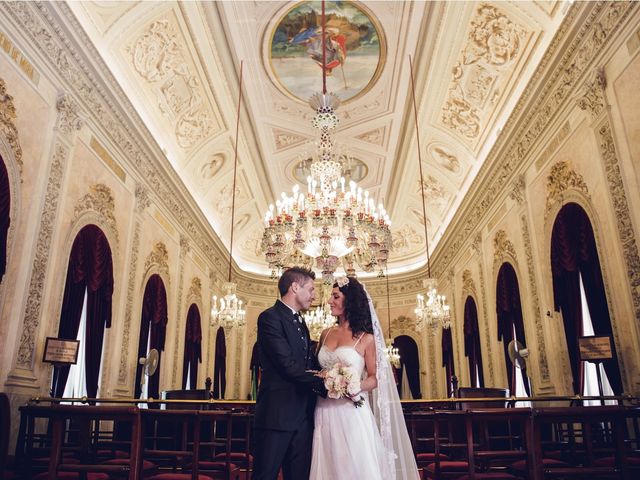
334 277 373 337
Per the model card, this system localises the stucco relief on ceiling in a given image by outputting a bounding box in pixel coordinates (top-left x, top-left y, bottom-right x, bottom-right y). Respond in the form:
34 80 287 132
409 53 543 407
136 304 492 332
439 4 530 147
125 15 220 150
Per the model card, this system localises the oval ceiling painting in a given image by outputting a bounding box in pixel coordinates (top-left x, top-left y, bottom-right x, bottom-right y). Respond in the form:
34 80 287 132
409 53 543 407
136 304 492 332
268 1 385 104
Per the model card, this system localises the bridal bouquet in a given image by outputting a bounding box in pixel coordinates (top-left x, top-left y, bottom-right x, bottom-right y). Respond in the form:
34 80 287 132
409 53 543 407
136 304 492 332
323 362 365 407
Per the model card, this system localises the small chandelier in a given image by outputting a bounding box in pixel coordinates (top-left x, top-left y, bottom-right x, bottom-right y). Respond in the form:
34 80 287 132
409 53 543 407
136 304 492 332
415 278 451 331
211 282 246 328
408 55 451 331
384 338 401 368
383 267 401 367
261 5 391 284
302 303 335 341
211 61 246 329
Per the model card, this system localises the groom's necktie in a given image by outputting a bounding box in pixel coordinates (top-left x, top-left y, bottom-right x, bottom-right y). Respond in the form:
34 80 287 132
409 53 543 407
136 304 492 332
293 313 308 350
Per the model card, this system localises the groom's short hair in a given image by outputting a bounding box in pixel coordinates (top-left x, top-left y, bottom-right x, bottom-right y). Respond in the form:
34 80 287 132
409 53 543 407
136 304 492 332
278 267 315 297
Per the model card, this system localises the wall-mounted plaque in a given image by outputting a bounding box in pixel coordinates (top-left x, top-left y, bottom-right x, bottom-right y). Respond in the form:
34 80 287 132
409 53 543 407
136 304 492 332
578 335 613 361
43 337 80 364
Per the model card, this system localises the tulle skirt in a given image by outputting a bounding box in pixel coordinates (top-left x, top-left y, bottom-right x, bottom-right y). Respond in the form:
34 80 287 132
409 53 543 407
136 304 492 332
310 395 386 479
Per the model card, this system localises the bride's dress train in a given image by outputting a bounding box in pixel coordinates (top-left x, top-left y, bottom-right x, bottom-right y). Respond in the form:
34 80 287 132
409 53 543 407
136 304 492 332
310 345 386 480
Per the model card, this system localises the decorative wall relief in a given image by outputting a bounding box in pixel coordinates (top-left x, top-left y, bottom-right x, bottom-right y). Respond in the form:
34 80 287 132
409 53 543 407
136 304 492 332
55 93 84 137
0 78 23 172
127 18 215 149
118 183 149 385
461 269 477 300
144 242 170 279
187 277 202 304
430 145 461 174
596 121 640 347
198 153 224 181
576 68 607 121
544 161 590 219
391 225 422 254
16 143 67 369
72 183 119 244
355 127 386 147
466 5 525 66
509 174 526 205
273 129 307 152
472 232 495 384
520 212 550 382
171 234 190 385
492 230 517 269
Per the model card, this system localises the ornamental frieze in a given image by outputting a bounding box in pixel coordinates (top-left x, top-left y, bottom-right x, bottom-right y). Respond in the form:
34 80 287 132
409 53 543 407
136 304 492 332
577 68 607 121
55 93 83 137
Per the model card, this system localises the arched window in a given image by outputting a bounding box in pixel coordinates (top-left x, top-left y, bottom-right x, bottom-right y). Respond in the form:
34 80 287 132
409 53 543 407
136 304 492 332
463 296 484 388
212 327 226 399
0 155 10 281
441 327 455 396
551 202 622 395
394 335 421 399
496 262 530 396
182 304 202 390
51 225 114 399
135 274 168 400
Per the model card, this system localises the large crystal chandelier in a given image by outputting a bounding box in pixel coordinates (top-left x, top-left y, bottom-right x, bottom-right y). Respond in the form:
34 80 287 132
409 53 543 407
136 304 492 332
261 4 391 284
302 303 335 342
211 61 245 329
408 56 451 331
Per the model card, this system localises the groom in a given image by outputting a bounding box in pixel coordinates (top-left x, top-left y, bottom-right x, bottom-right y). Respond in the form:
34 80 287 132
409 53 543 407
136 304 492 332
252 267 325 480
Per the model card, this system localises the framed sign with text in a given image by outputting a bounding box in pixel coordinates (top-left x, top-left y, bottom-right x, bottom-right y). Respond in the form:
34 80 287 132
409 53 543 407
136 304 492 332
578 335 613 361
43 337 80 364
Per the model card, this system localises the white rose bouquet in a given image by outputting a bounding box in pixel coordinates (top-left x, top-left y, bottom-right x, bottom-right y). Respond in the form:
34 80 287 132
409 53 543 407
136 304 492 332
322 362 365 407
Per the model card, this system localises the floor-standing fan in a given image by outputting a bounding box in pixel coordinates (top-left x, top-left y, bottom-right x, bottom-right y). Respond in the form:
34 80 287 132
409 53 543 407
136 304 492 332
138 348 159 403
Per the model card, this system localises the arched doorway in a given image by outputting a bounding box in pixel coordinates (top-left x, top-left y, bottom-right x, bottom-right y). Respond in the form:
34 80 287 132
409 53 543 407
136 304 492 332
212 327 226 399
496 262 530 396
182 304 202 390
394 335 420 399
463 296 484 388
135 274 168 400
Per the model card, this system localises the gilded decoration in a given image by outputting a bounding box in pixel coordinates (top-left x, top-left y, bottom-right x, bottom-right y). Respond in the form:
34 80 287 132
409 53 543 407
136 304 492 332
172 236 189 384
509 174 526 205
430 145 461 174
187 277 202 303
577 68 607 121
391 315 416 331
597 120 640 335
273 129 307 152
520 212 549 381
127 18 215 149
493 230 517 268
144 242 170 278
134 182 151 214
544 161 590 219
198 153 224 181
355 127 386 147
118 220 140 385
437 1 635 275
392 225 422 254
17 143 67 368
72 184 119 243
441 4 527 141
0 78 23 171
461 269 477 299
55 93 83 137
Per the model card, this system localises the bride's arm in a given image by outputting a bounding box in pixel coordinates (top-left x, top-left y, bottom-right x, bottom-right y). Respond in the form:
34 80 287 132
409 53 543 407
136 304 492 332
359 334 378 392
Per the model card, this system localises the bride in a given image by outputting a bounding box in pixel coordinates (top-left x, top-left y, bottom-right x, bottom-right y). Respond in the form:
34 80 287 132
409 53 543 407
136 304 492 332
310 277 419 480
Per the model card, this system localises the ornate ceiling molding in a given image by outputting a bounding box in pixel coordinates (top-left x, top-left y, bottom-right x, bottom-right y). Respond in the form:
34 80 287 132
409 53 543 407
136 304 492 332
434 1 635 278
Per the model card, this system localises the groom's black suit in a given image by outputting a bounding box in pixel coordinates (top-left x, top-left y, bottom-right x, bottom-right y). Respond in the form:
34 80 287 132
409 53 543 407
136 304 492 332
253 300 324 480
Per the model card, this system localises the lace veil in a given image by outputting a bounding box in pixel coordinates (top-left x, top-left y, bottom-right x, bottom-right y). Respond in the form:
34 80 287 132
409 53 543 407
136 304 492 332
363 284 420 480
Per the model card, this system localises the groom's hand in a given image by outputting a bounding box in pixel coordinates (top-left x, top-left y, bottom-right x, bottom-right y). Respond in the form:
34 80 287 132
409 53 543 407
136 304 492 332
311 377 328 398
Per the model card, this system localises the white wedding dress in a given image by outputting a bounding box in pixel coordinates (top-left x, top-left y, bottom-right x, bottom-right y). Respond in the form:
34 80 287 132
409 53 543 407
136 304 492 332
310 344 387 480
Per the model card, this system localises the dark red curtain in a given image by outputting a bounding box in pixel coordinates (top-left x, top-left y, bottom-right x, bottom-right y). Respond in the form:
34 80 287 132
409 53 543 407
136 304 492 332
181 304 202 389
496 262 530 396
463 296 484 388
134 274 168 400
551 202 622 394
394 335 421 399
212 327 226 399
51 225 114 398
0 156 9 281
442 327 455 396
